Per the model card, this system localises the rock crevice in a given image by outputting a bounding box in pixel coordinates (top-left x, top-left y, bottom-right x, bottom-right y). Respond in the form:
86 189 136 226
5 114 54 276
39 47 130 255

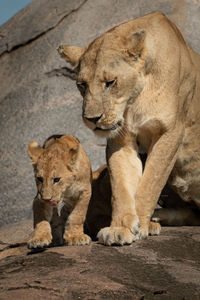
0 0 88 57
46 67 77 81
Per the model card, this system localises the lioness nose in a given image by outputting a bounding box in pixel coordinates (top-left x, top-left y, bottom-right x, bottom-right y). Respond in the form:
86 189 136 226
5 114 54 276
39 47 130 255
84 114 102 124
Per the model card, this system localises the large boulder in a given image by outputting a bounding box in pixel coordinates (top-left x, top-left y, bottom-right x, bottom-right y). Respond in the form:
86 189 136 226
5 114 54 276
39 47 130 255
0 0 200 226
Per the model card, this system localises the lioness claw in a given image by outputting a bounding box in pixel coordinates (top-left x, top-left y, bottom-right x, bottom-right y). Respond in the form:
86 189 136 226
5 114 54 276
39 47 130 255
97 226 138 246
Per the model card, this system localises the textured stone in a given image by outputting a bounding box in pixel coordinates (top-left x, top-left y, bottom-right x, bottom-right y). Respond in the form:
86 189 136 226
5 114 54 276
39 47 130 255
0 221 200 299
0 0 200 226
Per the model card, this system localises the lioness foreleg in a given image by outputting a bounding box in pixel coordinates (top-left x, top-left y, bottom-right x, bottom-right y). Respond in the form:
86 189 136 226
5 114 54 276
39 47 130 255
136 127 183 239
27 197 53 249
97 137 142 245
64 189 91 246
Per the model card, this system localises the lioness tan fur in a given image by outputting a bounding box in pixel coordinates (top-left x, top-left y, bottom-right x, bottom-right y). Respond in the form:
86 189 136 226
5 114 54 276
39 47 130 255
58 12 200 245
27 134 91 248
86 164 161 240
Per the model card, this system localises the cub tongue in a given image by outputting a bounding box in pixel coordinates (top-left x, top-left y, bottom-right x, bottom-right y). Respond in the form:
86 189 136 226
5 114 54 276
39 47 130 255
48 200 58 206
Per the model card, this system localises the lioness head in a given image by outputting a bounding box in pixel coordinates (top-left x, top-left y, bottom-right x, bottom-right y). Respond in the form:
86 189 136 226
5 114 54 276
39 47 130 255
28 135 80 206
58 28 147 137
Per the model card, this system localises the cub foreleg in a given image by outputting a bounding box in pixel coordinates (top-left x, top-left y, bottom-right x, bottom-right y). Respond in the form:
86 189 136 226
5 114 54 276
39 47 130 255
64 188 92 246
27 197 53 249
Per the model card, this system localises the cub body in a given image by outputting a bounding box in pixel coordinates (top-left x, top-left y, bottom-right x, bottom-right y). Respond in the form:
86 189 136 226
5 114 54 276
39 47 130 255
27 134 91 248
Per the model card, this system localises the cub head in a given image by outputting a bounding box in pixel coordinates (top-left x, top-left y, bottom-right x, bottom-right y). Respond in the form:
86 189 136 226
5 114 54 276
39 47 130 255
27 135 80 206
58 28 147 138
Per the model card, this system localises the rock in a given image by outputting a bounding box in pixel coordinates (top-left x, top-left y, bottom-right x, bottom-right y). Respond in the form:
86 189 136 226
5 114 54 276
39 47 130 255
0 220 200 299
0 0 200 226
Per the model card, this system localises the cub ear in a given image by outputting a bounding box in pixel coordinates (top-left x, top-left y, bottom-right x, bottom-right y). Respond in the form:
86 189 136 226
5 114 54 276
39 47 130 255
59 135 80 163
57 45 87 68
127 30 146 60
27 141 43 164
43 135 63 149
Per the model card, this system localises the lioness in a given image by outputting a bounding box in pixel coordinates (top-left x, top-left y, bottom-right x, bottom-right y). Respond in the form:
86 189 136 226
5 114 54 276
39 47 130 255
27 134 92 248
58 12 200 245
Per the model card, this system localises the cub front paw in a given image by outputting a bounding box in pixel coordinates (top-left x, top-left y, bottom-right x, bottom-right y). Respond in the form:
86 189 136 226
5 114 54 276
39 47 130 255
27 232 52 249
64 232 91 246
97 226 138 246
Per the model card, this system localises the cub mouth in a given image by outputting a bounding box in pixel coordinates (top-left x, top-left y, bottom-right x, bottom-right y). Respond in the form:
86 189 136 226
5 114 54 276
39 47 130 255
45 200 58 206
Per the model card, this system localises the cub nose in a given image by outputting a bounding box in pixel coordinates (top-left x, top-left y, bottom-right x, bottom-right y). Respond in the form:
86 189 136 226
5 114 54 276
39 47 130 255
84 114 102 124
42 197 52 201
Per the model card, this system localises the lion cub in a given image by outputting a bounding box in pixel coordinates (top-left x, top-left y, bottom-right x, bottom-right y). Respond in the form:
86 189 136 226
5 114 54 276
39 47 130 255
27 134 92 248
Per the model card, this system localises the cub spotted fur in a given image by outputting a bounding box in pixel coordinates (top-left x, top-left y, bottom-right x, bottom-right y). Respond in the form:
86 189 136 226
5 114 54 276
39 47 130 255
58 12 200 245
27 134 91 248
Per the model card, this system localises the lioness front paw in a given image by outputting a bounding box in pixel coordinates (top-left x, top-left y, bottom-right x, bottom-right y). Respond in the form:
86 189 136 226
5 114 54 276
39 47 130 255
149 221 161 236
64 232 91 246
27 232 52 249
138 224 149 240
97 226 139 246
139 221 161 239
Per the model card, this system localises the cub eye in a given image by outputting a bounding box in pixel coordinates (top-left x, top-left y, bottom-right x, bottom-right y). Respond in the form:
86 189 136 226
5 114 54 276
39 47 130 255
77 81 87 96
53 177 61 184
36 176 43 183
105 80 115 89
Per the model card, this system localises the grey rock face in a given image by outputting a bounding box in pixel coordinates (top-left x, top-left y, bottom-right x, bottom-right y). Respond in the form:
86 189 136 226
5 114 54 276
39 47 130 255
0 0 200 226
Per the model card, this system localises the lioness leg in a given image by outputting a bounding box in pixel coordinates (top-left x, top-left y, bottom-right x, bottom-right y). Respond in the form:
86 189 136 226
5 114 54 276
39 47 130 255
27 197 53 249
97 137 142 245
64 189 91 246
136 127 183 239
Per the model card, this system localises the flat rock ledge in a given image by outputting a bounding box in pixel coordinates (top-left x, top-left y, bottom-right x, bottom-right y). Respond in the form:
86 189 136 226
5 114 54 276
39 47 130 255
0 221 200 299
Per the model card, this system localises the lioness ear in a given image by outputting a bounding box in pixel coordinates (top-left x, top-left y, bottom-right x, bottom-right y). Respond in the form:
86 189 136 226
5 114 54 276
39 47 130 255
27 141 43 164
127 30 146 60
57 45 87 67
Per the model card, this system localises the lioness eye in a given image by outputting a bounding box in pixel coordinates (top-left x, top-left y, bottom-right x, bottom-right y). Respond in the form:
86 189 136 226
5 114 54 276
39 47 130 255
36 176 43 183
53 177 61 184
105 80 115 88
77 82 87 96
